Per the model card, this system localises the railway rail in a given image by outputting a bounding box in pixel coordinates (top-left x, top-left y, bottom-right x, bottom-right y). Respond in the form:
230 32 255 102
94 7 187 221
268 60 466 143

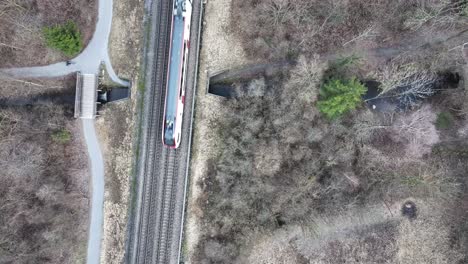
125 0 203 263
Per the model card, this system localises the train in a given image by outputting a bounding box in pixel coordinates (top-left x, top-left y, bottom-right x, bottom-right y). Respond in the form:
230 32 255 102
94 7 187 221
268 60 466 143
162 0 192 148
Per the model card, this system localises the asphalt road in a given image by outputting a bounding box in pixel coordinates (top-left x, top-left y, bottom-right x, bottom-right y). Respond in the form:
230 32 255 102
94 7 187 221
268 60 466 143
0 0 127 263
82 119 105 264
125 0 203 263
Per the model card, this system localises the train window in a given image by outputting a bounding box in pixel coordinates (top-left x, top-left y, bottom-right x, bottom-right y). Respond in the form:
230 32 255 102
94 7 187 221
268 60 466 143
166 120 174 131
179 42 187 97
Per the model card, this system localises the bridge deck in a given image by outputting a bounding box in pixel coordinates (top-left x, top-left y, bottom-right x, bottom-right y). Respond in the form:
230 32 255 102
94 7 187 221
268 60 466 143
75 73 98 119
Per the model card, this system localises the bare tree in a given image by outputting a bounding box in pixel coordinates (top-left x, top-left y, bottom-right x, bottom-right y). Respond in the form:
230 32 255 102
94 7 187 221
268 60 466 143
390 104 440 158
260 0 293 27
377 63 439 109
282 54 324 109
403 0 468 32
394 71 439 109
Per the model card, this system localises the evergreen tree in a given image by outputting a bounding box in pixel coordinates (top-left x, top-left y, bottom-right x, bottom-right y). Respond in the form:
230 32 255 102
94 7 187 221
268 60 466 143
43 21 83 56
317 77 367 119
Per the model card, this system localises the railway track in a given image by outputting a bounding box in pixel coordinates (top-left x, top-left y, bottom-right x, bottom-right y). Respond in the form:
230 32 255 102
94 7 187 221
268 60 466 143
129 0 174 262
154 149 180 263
126 0 203 263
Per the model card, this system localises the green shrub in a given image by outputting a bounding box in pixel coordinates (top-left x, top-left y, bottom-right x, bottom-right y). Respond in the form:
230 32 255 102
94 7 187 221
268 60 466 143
461 2 468 17
400 175 424 187
138 79 145 92
43 21 83 56
51 129 72 144
317 77 367 119
435 111 454 129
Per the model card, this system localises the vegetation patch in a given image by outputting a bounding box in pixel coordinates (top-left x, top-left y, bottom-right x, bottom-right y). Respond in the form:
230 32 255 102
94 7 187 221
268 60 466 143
436 111 454 130
43 21 83 56
137 78 145 92
51 128 72 144
0 104 88 263
0 0 97 67
318 77 367 119
400 175 425 187
190 0 468 262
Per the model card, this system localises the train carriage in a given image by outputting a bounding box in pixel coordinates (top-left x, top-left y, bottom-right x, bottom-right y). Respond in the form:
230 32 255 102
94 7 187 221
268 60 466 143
162 0 192 148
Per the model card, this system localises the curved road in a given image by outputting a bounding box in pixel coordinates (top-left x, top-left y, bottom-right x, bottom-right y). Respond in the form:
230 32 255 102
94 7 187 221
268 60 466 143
0 0 127 264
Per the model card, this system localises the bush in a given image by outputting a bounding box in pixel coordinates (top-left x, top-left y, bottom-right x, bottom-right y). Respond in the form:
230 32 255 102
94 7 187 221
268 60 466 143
436 111 454 129
462 3 468 17
43 21 83 56
317 77 367 119
51 129 72 144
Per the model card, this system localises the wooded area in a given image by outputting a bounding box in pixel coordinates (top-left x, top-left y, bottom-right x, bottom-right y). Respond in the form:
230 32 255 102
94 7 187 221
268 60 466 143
0 103 89 263
0 73 89 263
193 0 468 262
